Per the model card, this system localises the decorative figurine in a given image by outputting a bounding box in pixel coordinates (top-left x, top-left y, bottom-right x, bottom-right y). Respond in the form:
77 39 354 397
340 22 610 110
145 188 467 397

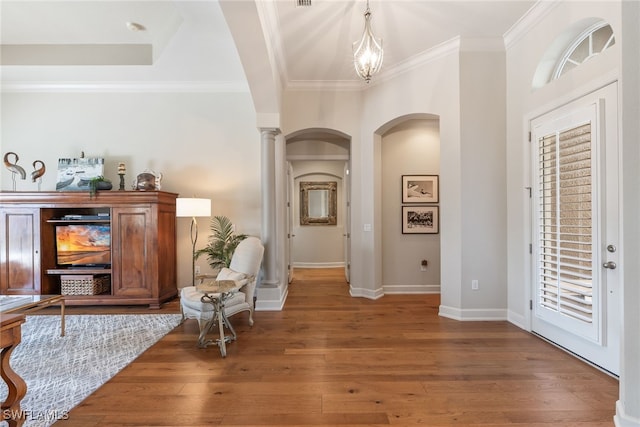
118 162 126 191
31 160 46 191
134 170 162 191
3 152 27 191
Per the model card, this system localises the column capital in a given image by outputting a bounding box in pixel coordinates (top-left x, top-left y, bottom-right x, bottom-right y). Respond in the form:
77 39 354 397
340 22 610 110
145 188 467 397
259 127 281 136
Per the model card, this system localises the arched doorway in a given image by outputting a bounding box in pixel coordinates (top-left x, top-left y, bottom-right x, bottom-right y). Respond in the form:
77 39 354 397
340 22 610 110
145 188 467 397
376 114 442 294
285 129 351 284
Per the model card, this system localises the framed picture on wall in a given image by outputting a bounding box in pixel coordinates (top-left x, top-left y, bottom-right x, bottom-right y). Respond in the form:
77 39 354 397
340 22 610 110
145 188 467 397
402 205 439 234
402 175 439 203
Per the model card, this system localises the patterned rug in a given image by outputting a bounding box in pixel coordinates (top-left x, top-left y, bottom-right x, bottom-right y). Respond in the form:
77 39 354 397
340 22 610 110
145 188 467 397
0 314 182 427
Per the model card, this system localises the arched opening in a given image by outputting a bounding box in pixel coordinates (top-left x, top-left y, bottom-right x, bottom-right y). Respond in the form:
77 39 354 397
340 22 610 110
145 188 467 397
376 114 441 294
285 128 351 284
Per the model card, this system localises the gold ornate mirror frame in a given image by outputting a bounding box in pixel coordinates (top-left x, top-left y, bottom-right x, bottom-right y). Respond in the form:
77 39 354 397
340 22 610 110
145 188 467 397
300 181 337 225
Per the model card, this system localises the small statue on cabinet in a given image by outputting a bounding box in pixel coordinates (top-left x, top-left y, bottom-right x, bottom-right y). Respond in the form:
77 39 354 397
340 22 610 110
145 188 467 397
3 152 27 191
134 170 163 191
31 160 46 191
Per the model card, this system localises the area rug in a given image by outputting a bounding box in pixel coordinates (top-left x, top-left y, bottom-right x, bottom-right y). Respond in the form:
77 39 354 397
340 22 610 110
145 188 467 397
0 314 182 427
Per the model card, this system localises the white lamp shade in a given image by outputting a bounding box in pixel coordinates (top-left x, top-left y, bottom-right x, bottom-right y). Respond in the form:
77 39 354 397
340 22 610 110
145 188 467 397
176 198 211 218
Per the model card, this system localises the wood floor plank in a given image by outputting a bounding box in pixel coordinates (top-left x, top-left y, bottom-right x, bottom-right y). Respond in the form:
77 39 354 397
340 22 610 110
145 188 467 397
48 268 617 426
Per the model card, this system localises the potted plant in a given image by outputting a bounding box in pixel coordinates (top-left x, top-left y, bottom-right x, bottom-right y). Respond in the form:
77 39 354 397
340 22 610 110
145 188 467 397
195 215 247 270
88 176 112 198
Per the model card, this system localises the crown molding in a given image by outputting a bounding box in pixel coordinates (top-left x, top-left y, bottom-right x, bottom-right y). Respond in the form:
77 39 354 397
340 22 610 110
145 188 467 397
504 0 561 49
285 37 461 92
368 36 461 86
286 79 363 92
0 80 250 93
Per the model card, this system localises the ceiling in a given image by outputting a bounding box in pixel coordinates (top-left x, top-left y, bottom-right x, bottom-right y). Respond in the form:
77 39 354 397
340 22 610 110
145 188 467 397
0 0 538 89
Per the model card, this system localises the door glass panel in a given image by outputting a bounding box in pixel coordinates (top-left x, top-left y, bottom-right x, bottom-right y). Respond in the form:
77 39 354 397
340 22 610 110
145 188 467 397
538 124 593 322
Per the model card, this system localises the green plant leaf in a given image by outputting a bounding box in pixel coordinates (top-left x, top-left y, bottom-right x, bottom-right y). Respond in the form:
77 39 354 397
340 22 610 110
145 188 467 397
194 215 247 269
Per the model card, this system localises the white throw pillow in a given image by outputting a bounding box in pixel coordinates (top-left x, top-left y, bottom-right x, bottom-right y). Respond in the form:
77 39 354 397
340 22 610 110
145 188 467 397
216 267 247 285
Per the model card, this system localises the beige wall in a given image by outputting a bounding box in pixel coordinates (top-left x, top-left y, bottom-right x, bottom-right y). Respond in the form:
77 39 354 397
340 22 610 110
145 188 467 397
381 119 441 293
459 47 507 312
0 91 260 287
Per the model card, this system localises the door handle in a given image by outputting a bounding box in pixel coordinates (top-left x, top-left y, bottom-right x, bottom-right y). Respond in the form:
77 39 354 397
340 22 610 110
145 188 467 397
603 261 617 269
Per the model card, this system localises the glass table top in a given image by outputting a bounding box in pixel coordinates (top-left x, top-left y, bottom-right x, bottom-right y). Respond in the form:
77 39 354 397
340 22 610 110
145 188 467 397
0 295 63 312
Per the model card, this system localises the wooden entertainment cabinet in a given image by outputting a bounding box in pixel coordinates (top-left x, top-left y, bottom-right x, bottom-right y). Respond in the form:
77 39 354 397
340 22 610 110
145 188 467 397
0 191 178 308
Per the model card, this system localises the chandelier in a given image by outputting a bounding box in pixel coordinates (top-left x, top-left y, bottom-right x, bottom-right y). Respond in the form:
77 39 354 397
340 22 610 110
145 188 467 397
352 0 383 83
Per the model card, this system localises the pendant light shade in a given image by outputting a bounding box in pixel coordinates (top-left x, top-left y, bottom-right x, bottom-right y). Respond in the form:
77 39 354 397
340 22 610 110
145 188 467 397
352 0 383 83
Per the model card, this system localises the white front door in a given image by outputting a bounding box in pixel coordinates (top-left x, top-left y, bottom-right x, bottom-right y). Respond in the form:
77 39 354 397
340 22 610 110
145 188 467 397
530 83 620 375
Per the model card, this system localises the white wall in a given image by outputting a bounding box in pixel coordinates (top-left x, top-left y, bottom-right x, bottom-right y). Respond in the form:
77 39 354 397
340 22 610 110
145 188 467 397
505 2 640 425
0 90 260 287
619 2 640 424
381 119 441 293
281 89 364 284
359 48 462 302
280 51 467 302
505 1 621 326
359 42 508 319
459 46 507 316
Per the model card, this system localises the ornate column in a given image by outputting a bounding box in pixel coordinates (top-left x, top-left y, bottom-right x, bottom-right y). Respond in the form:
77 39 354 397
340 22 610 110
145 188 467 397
260 128 280 288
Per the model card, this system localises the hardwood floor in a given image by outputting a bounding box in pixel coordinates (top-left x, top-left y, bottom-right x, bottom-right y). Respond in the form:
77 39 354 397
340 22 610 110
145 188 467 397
53 268 617 426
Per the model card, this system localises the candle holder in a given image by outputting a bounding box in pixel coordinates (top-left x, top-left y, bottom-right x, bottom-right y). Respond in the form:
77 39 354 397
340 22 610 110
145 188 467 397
118 163 126 191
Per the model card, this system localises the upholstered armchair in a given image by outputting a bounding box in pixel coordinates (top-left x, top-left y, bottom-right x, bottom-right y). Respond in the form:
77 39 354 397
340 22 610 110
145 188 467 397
180 236 264 344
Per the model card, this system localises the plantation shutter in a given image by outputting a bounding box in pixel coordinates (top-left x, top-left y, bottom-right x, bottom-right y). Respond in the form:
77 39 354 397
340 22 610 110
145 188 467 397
537 123 593 324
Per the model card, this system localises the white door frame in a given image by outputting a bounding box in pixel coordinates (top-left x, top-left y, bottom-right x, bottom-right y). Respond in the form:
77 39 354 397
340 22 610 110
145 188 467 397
528 81 620 375
343 160 351 282
286 162 295 283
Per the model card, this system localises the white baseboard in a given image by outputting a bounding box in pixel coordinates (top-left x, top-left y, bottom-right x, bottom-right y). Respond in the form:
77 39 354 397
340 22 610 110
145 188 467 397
293 262 344 268
439 305 508 321
507 309 528 330
615 401 640 427
255 291 287 311
255 282 288 311
349 285 384 300
383 284 440 294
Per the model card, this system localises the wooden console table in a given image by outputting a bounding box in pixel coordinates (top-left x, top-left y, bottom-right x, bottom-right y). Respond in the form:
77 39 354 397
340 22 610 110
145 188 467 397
0 191 178 308
0 314 27 427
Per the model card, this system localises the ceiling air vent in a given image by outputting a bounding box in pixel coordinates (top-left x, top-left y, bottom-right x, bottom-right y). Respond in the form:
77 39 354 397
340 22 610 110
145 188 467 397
297 0 311 6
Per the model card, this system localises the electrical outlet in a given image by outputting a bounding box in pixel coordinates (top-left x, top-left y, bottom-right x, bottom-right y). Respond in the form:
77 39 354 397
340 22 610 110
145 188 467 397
472 279 479 290
195 265 201 275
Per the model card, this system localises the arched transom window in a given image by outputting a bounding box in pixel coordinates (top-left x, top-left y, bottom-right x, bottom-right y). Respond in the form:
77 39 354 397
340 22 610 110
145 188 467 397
553 22 615 80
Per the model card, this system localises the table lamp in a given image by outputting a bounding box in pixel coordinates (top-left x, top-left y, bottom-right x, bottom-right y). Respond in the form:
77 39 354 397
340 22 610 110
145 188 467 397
176 197 211 287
